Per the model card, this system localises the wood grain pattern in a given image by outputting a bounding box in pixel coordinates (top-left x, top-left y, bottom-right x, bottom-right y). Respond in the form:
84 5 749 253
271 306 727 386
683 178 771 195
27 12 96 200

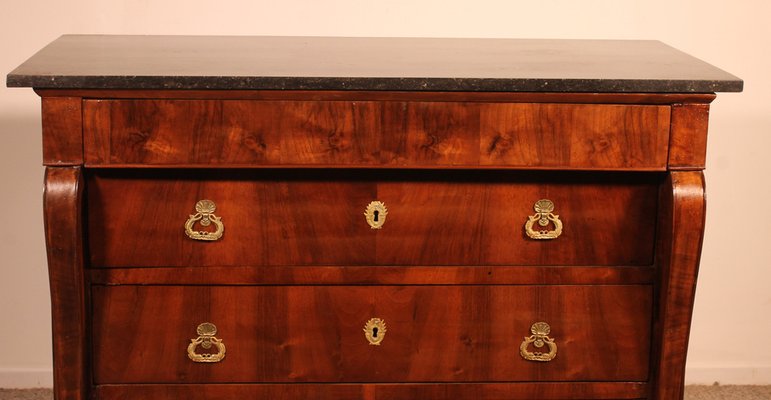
88 266 655 286
44 167 88 400
376 171 659 266
650 172 706 400
42 97 83 165
384 102 482 165
94 382 649 400
83 99 671 169
86 170 659 267
479 103 670 169
668 104 710 170
92 285 652 384
87 169 374 267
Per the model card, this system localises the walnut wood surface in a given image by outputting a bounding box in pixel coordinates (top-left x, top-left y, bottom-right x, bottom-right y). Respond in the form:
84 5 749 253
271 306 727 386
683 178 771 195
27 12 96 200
42 97 82 165
86 170 659 267
668 104 711 170
94 382 649 400
650 172 706 400
92 285 652 383
44 167 87 400
88 266 654 285
29 80 721 399
82 99 670 170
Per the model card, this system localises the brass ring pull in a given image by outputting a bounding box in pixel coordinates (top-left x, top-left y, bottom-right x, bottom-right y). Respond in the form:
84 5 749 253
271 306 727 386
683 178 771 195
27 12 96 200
184 200 224 241
519 322 557 362
524 199 563 240
364 201 388 229
187 322 226 363
363 318 387 345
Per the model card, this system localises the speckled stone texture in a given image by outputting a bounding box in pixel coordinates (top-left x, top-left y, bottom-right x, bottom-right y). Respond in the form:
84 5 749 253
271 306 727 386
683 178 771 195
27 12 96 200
2 386 771 399
7 35 743 92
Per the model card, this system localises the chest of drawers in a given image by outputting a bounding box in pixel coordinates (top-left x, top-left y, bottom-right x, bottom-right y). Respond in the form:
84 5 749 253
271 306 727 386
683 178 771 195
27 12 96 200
8 36 741 400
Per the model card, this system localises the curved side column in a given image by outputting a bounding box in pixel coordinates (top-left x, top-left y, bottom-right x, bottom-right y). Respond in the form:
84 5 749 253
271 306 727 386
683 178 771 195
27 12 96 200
652 171 707 400
44 167 87 400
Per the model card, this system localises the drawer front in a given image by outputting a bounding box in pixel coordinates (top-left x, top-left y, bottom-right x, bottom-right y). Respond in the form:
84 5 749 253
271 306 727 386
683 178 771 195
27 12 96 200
83 99 670 170
87 170 658 267
92 285 652 384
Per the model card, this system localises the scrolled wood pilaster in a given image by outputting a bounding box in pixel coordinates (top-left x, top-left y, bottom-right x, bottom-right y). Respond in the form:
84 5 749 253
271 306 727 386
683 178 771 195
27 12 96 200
44 167 87 400
651 171 707 400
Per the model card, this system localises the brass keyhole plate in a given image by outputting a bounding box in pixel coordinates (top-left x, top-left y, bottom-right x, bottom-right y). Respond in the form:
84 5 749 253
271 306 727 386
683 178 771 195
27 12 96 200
364 201 388 229
363 318 387 345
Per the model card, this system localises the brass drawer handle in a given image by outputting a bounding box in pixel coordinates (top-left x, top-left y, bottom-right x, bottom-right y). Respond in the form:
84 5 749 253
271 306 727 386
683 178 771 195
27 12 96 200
185 200 224 241
363 318 387 345
187 322 226 363
524 199 563 240
364 201 388 229
520 322 557 362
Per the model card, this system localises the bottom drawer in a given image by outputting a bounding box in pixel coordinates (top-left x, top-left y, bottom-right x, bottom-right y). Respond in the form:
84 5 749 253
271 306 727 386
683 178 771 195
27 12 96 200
94 382 649 400
92 285 652 383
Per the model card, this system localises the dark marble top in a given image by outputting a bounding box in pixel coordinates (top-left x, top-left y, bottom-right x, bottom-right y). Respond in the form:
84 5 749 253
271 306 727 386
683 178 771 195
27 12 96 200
7 35 743 92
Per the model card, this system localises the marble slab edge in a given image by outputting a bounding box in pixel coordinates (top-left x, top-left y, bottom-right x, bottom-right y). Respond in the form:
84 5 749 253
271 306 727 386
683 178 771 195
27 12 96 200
5 75 744 93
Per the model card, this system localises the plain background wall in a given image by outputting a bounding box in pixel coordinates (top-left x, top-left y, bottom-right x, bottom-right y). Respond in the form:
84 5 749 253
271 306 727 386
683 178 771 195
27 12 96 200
1 0 768 388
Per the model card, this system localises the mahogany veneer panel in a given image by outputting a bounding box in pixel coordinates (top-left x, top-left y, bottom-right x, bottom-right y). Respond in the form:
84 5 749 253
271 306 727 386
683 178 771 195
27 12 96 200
86 169 375 267
83 99 670 170
42 97 83 165
87 170 658 267
376 172 659 266
92 285 652 384
668 104 711 170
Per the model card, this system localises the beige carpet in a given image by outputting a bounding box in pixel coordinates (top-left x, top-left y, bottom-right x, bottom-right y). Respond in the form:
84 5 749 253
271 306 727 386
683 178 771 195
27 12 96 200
1 386 770 399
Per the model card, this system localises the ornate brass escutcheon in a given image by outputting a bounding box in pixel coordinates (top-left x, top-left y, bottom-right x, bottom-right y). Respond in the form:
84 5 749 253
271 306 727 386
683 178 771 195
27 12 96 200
364 201 388 229
519 322 557 362
184 200 224 241
524 199 563 240
363 318 387 345
187 322 226 363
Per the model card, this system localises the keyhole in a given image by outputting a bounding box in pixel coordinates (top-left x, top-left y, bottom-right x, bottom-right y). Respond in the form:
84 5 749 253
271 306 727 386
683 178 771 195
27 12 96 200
372 327 379 338
373 210 379 222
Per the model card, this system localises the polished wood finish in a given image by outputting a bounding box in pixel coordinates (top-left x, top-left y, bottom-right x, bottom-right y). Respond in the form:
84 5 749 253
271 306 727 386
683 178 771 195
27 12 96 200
36 88 719 399
94 382 649 400
651 172 706 400
42 97 82 165
86 170 659 267
83 100 670 170
478 103 669 169
92 285 652 383
44 167 88 400
668 104 711 170
89 266 655 285
13 36 737 400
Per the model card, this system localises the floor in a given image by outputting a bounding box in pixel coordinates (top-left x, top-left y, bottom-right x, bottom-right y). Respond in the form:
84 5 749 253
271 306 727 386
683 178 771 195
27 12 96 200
1 386 770 399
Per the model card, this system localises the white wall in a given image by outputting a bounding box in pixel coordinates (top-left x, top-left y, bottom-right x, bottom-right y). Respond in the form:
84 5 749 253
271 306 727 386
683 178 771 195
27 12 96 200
1 0 768 388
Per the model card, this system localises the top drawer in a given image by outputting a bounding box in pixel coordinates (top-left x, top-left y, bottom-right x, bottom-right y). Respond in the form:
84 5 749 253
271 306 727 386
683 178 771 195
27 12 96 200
83 100 670 170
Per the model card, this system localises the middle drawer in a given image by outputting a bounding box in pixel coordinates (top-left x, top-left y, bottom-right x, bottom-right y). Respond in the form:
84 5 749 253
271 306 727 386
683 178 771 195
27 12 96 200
87 169 659 267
